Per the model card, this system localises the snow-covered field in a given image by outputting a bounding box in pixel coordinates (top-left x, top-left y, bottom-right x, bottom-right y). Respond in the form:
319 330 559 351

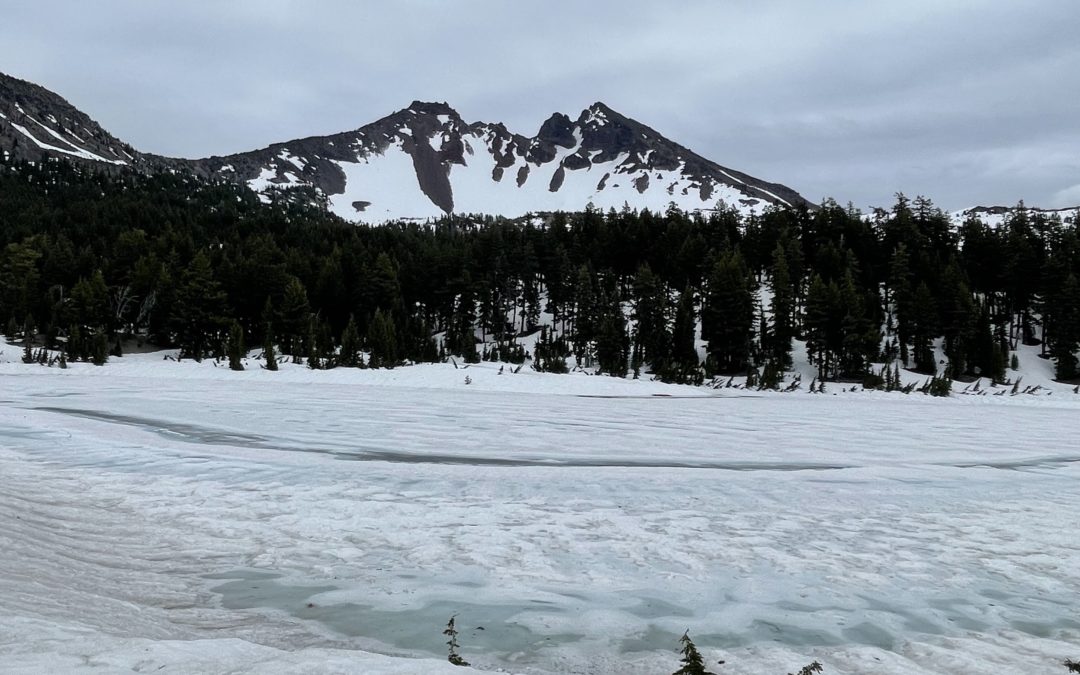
1 352 1079 674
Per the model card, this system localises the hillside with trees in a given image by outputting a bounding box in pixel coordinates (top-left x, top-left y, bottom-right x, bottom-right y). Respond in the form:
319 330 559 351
2 155 1079 387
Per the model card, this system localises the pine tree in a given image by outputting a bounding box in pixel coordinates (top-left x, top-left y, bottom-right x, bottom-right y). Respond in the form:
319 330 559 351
970 306 1004 382
306 317 322 370
21 322 33 364
262 298 278 371
227 320 245 371
911 281 938 374
264 335 278 371
446 291 480 363
90 330 109 366
939 263 976 377
171 252 226 362
673 631 713 675
759 359 783 390
315 319 336 369
1049 273 1080 380
339 314 363 368
770 243 795 368
571 265 597 367
533 326 569 373
631 263 672 374
368 252 403 313
278 276 311 358
367 308 398 368
5 316 19 342
70 270 111 335
889 244 914 365
804 274 840 381
665 287 700 383
595 291 629 377
67 324 84 362
838 270 879 378
702 250 755 375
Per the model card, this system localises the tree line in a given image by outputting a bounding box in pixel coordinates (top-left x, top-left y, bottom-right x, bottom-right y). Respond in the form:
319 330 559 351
1 155 1079 384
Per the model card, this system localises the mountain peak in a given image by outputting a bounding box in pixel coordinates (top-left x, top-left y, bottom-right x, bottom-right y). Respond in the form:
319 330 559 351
580 101 619 125
404 100 457 117
0 74 813 222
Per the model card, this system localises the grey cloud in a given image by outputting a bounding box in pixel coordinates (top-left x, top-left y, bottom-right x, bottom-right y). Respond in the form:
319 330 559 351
1 0 1077 210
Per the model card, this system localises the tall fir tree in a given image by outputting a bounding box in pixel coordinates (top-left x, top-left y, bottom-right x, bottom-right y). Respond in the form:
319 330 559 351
769 243 795 368
261 298 278 371
804 274 840 381
702 250 755 375
595 290 629 377
367 308 399 368
227 320 245 371
171 251 226 362
278 276 311 358
339 314 363 368
889 243 914 366
571 264 597 368
1049 273 1080 380
631 263 672 375
911 281 938 374
665 286 700 383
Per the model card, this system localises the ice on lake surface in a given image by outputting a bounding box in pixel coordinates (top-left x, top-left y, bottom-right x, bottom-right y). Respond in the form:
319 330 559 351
1 357 1079 674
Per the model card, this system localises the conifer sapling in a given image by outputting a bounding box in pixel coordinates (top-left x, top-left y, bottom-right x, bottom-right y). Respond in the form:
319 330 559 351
443 615 469 667
673 630 713 675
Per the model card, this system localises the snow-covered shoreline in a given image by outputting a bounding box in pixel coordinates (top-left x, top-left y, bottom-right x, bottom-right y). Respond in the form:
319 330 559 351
1 352 1079 674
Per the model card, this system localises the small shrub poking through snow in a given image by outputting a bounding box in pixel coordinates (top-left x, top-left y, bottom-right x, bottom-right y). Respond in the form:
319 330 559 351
789 662 824 675
443 615 469 667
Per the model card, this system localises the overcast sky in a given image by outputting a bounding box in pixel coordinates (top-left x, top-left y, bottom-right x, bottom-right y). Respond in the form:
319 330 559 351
2 1 1078 211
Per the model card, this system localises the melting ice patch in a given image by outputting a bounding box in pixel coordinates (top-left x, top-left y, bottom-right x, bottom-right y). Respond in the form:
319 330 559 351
0 357 1079 673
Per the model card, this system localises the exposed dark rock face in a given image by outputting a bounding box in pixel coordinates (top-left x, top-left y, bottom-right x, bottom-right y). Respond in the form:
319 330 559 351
561 153 591 171
537 113 576 148
549 166 566 192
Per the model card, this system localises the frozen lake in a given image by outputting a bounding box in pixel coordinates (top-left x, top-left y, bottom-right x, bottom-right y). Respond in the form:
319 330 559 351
1 358 1078 673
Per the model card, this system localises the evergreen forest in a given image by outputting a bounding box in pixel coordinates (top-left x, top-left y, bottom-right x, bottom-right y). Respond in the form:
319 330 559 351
2 155 1079 387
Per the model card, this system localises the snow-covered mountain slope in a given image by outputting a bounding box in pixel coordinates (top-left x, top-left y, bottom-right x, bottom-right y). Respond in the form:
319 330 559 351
951 204 1078 227
0 72 137 166
0 71 812 222
198 100 813 222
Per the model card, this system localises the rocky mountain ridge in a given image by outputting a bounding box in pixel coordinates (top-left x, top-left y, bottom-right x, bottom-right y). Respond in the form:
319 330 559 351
0 71 812 221
7 70 1073 224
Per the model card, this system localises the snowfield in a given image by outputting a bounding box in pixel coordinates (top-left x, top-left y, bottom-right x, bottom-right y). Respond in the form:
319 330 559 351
1 352 1079 674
